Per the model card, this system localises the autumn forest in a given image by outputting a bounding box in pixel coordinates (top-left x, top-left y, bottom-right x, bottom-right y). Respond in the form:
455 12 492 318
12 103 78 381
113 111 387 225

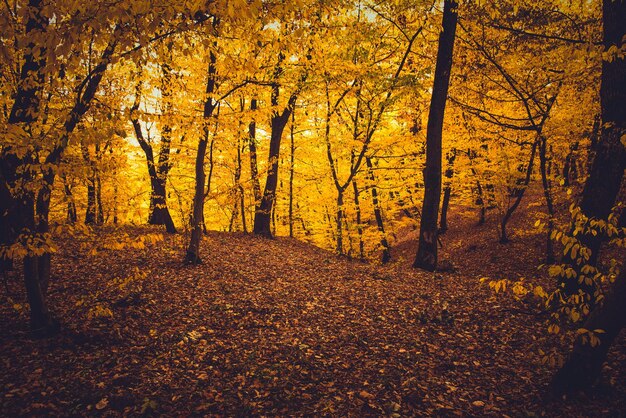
1 0 625 416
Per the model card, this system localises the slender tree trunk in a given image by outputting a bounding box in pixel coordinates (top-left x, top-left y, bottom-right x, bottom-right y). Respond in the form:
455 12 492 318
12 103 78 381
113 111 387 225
96 173 104 224
538 135 555 263
254 54 304 237
335 190 345 254
366 157 391 263
85 174 97 225
254 108 292 237
231 134 243 232
500 140 538 243
187 131 209 263
63 179 77 224
352 178 365 260
131 74 176 233
248 98 262 205
324 204 336 244
562 142 579 187
1 9 115 333
235 129 247 233
186 43 217 264
413 0 458 271
466 149 486 225
113 175 118 224
288 110 296 238
202 131 217 235
439 148 457 234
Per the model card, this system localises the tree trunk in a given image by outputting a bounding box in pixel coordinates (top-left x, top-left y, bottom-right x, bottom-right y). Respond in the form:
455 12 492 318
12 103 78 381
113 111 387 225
585 114 602 174
254 108 293 237
550 0 626 393
186 45 217 264
351 178 365 260
203 132 217 236
62 176 77 224
413 0 458 271
235 126 247 233
538 135 555 263
254 50 308 238
96 173 104 224
335 190 345 254
288 110 296 238
131 72 176 234
562 141 579 187
366 157 391 264
551 253 626 394
254 54 303 238
560 0 625 297
148 177 176 233
85 176 97 224
248 98 262 205
439 148 457 234
466 149 486 225
1 4 115 334
500 140 538 243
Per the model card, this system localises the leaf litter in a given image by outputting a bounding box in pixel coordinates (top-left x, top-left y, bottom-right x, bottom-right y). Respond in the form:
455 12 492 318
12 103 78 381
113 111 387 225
1 212 624 416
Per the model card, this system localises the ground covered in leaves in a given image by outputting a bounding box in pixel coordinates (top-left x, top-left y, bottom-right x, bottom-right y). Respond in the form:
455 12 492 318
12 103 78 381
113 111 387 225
1 205 625 416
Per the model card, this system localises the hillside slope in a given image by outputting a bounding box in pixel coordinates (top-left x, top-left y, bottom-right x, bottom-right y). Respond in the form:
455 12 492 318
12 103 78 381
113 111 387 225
1 212 624 416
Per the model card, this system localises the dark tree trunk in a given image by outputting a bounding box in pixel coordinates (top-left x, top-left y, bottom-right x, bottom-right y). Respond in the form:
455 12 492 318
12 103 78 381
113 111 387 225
63 180 77 224
500 140 538 243
562 141 579 187
203 133 216 236
366 157 391 264
113 177 118 224
248 98 262 205
148 177 176 232
439 148 457 234
466 149 486 225
538 136 555 263
335 190 345 254
413 0 458 271
96 174 103 224
288 110 296 238
551 253 626 394
131 68 176 234
1 8 115 334
85 177 97 224
585 114 602 174
186 44 217 264
550 0 626 393
572 56 626 267
0 0 48 277
235 116 247 233
351 178 365 260
560 0 625 297
254 53 304 238
253 108 293 237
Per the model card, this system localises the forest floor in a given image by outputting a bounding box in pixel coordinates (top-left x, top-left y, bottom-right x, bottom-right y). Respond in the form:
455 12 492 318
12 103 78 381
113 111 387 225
1 198 625 417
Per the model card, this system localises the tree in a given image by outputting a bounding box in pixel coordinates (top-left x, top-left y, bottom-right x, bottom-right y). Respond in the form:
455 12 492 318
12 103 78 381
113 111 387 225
0 0 200 333
253 52 308 238
130 64 177 234
413 0 458 271
550 0 625 393
551 253 626 393
186 22 219 264
438 148 457 234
